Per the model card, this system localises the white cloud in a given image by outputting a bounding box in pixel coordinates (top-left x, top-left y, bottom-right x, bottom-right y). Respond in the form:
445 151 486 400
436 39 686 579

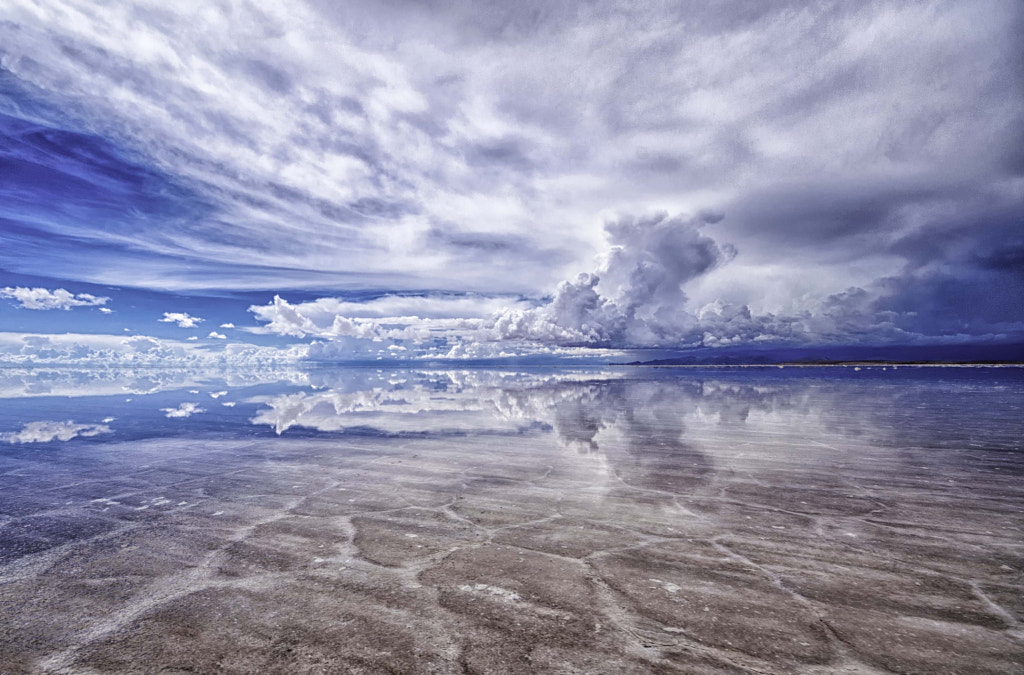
0 287 109 311
207 331 226 339
0 367 310 399
1 2 1020 348
3 2 1016 299
1 420 111 443
161 402 204 418
0 331 309 368
248 209 1014 354
219 323 235 328
159 312 204 328
99 307 114 314
247 293 530 339
248 213 740 350
487 212 733 347
249 370 597 436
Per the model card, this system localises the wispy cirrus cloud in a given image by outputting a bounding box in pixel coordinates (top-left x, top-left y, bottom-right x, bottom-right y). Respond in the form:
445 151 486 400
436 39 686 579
2 1 1020 299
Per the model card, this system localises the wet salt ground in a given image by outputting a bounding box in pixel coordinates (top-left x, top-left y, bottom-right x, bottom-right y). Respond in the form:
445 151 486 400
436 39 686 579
0 367 1022 674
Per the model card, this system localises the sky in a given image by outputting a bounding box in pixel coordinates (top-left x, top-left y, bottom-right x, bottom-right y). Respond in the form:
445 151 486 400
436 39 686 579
0 0 1022 365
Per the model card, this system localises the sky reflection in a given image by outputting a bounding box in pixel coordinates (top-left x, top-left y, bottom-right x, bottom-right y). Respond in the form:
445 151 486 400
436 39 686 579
1 366 1022 673
1 366 1021 459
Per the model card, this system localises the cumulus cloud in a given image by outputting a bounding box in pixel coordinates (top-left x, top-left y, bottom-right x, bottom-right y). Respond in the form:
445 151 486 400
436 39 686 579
249 213 734 350
0 367 309 399
1 420 111 443
248 292 533 345
251 208 1024 357
490 212 735 346
251 212 744 352
0 287 109 310
219 323 235 328
159 312 204 328
161 402 204 418
0 331 308 367
207 331 226 339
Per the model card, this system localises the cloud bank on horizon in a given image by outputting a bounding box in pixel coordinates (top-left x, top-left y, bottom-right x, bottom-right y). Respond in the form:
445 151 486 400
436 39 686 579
0 1 1021 361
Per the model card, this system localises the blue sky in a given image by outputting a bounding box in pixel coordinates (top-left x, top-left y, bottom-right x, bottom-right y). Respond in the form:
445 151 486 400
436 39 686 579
1 1 1022 365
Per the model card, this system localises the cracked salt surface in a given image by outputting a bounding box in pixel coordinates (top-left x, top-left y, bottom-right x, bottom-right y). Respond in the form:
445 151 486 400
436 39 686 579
0 367 1022 674
458 583 523 603
649 579 681 594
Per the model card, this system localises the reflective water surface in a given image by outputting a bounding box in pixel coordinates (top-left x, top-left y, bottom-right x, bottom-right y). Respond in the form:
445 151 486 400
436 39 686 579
1 366 1022 674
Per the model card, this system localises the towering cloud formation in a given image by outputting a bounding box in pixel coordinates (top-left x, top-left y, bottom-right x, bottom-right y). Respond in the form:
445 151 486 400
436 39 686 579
250 206 1024 358
492 212 733 346
249 211 763 353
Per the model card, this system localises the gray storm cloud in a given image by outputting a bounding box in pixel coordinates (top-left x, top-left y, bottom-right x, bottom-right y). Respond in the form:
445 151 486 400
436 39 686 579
491 212 734 346
249 212 740 351
252 204 1024 356
248 212 830 351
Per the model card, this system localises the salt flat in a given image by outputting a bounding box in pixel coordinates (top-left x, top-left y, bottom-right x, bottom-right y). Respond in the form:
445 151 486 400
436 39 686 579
0 367 1022 674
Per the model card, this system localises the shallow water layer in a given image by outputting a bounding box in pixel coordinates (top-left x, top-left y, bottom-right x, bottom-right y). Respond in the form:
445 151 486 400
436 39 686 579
0 366 1022 674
